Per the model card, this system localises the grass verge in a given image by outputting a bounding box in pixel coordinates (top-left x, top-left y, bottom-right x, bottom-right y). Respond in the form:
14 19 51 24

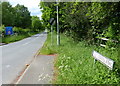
2 32 40 44
40 32 120 84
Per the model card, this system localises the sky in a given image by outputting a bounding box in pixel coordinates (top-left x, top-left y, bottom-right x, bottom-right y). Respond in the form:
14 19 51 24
8 0 42 20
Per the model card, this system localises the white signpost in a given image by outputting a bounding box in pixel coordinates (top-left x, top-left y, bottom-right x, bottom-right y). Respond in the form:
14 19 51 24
92 51 114 70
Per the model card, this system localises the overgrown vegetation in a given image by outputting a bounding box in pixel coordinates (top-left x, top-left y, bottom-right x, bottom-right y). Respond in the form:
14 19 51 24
0 25 42 43
40 2 120 84
1 32 38 44
40 32 120 84
0 1 43 44
40 2 120 46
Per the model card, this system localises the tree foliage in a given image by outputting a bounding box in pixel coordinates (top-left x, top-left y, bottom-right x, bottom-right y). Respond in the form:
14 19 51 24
40 2 120 43
14 4 31 28
31 16 43 31
2 2 31 29
2 2 15 26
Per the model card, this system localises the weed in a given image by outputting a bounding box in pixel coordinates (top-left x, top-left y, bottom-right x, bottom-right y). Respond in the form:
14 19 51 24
40 32 120 84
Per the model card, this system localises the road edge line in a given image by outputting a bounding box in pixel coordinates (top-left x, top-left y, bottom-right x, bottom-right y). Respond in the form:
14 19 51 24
15 43 42 84
15 32 47 84
15 49 40 84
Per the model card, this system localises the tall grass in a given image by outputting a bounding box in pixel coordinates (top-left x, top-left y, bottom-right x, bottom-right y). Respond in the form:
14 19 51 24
2 32 37 44
40 32 120 84
1 26 41 44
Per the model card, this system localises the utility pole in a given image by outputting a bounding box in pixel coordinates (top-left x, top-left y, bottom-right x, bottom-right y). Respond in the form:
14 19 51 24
56 0 60 45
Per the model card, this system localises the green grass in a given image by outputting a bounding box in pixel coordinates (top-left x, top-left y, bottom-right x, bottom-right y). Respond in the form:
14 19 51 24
40 32 120 84
0 26 43 44
2 32 39 44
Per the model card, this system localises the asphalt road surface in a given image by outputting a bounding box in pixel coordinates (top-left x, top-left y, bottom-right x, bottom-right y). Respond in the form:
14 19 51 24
1 32 47 84
18 55 55 84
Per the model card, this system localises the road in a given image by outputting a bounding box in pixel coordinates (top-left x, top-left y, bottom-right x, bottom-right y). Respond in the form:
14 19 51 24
1 32 47 84
18 55 55 84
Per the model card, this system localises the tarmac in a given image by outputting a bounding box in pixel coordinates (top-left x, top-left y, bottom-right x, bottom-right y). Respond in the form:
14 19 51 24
17 55 55 84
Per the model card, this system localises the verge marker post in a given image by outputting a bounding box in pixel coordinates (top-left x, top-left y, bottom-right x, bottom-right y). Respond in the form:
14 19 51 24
92 50 114 70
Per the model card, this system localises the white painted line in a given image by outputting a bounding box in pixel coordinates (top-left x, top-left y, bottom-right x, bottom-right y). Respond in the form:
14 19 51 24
15 64 31 84
15 41 43 84
2 33 42 48
42 76 46 80
39 73 43 78
15 32 46 84
21 34 41 46
46 74 50 78
22 42 29 46
38 78 42 81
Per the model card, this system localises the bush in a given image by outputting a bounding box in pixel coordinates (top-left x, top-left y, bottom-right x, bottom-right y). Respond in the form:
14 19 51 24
40 32 120 84
0 25 5 36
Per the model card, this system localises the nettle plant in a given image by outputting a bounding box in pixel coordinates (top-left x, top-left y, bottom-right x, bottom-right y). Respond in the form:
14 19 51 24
0 25 5 36
104 24 118 49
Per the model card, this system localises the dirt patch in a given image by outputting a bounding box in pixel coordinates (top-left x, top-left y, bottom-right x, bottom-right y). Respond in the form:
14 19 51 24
39 54 57 56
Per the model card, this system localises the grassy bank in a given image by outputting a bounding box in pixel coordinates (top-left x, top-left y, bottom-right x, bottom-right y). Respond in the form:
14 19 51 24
0 26 42 44
40 32 120 84
2 32 37 44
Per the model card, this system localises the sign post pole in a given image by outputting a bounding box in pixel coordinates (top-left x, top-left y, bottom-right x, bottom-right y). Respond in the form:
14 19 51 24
56 0 60 45
51 25 53 46
49 18 55 46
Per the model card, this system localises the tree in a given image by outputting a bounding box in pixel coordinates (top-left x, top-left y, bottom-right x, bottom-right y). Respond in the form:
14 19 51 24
14 4 31 28
0 1 2 25
31 16 43 31
40 2 120 42
2 2 32 29
87 2 120 41
2 2 15 26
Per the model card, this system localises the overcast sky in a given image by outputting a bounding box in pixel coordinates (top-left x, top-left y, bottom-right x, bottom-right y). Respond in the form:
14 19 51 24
8 0 42 19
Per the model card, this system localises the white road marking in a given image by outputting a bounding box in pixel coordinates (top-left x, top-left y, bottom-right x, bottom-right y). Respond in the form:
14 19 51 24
42 76 46 80
38 73 44 82
22 34 41 46
38 78 42 81
39 73 43 78
38 73 50 81
22 42 29 46
2 33 42 48
46 74 50 78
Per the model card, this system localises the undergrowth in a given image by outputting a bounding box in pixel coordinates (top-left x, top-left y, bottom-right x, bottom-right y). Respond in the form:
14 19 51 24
2 32 37 44
40 32 120 84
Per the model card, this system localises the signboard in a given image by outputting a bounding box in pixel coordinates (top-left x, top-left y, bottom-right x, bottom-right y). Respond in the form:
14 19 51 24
92 51 114 70
49 18 55 25
5 27 13 35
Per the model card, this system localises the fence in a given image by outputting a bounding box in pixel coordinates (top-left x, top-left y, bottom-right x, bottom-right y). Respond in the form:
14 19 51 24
98 37 118 48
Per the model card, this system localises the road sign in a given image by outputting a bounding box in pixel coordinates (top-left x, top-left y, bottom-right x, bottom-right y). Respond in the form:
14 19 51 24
92 51 114 70
49 18 55 25
5 27 13 35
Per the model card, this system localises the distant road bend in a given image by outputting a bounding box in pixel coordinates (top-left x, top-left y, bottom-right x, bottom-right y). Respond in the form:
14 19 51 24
1 32 47 84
